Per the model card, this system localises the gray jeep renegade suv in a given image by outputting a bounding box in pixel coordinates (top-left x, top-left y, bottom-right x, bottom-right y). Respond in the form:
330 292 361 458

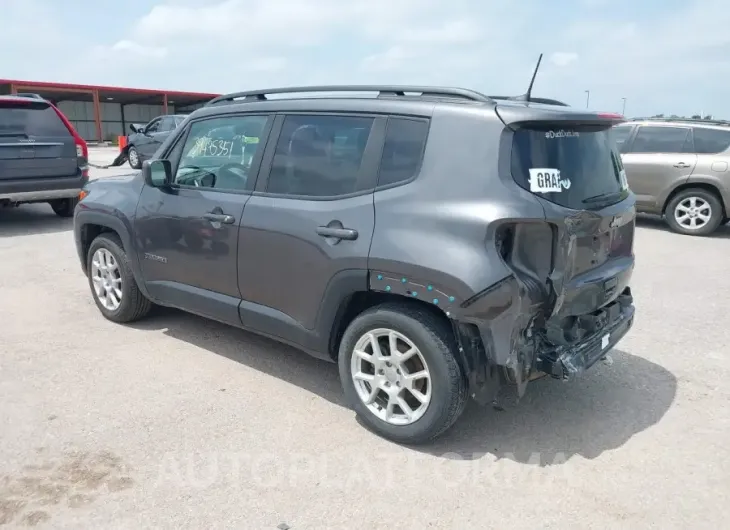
73 85 636 444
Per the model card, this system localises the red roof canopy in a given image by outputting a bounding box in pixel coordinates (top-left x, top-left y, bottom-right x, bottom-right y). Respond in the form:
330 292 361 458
0 78 219 107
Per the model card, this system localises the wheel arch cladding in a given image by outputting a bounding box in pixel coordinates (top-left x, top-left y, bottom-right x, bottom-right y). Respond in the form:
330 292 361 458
328 290 452 361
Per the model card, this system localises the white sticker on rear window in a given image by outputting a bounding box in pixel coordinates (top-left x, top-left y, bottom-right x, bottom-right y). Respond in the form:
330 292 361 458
545 130 580 139
528 168 572 193
619 169 629 190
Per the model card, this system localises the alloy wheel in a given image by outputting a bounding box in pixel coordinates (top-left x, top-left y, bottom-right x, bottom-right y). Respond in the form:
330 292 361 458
350 328 432 426
91 248 123 311
674 196 712 230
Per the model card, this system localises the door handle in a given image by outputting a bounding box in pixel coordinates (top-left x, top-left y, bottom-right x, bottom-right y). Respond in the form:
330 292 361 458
674 162 691 168
203 212 235 224
316 226 358 240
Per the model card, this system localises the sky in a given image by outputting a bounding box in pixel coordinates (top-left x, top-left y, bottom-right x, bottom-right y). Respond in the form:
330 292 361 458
1 0 728 118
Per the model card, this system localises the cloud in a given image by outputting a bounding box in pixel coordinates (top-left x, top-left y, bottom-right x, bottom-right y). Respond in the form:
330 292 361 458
110 41 168 59
1 0 730 117
549 52 579 68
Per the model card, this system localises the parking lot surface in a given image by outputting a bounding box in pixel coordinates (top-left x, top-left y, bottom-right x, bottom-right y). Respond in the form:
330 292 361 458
1 148 729 529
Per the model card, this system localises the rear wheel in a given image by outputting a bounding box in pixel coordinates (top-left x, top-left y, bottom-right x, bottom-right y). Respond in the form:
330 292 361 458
128 146 141 169
338 303 467 444
665 188 723 236
87 233 152 323
49 197 78 218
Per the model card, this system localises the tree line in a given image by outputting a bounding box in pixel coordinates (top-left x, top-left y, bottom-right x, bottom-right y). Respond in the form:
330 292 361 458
651 114 714 120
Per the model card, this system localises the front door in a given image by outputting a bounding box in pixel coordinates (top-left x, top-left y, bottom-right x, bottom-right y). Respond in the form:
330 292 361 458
621 125 697 211
134 113 273 325
238 113 382 344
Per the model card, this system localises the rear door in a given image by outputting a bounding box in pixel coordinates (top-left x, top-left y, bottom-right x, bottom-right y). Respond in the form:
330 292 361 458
620 125 696 211
508 117 635 320
237 113 383 335
0 99 77 181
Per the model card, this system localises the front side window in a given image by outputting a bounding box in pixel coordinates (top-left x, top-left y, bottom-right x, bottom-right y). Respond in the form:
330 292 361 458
511 124 629 210
173 115 269 191
630 126 690 154
266 114 374 197
145 118 161 134
611 125 633 153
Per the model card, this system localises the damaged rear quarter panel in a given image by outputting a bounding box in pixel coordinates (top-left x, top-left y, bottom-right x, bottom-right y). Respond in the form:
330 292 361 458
368 107 548 375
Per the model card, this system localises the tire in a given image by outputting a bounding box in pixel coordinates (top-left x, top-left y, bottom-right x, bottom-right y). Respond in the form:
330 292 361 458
338 302 467 445
128 146 141 169
86 233 152 323
49 197 78 218
665 188 724 236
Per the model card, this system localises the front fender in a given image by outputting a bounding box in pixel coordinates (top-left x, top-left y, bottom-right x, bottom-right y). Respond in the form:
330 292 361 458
74 205 149 299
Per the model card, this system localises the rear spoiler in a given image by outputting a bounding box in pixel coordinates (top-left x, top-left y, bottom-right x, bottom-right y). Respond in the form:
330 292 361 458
495 104 625 129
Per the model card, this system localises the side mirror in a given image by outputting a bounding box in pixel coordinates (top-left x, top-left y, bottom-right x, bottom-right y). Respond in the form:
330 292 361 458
143 159 172 188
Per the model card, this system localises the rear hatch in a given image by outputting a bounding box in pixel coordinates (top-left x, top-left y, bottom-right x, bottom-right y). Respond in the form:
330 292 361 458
497 103 635 344
0 99 79 180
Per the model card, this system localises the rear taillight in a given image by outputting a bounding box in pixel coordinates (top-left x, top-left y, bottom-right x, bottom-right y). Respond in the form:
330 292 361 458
50 104 88 177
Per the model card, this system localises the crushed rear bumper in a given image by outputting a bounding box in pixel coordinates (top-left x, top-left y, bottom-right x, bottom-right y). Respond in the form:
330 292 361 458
536 291 635 379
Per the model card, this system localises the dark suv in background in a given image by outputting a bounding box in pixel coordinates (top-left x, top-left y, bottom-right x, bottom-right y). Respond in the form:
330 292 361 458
614 118 730 235
125 114 186 169
73 85 636 444
0 94 88 217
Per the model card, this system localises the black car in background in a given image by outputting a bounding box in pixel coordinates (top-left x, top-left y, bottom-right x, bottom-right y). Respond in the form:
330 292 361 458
125 114 186 169
0 94 88 217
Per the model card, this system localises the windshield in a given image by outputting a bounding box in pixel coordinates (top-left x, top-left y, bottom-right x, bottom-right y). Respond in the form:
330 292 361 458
511 124 629 210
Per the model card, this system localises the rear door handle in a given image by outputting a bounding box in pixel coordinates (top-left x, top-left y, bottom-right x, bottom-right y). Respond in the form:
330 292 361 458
674 162 691 168
203 212 235 224
316 226 358 240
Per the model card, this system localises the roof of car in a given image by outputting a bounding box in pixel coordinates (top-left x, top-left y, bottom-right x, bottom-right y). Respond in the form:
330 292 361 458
621 118 730 130
190 85 578 121
0 94 50 104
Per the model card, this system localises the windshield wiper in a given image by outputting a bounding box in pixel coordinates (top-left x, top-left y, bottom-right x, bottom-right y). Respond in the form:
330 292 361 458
583 191 625 204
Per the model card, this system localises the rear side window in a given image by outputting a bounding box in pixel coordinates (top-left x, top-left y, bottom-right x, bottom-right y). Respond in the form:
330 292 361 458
691 127 730 154
377 118 429 187
266 114 374 197
511 125 629 210
0 101 70 137
630 126 690 153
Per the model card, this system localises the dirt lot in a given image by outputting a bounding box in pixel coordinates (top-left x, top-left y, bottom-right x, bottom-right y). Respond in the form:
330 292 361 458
1 148 729 529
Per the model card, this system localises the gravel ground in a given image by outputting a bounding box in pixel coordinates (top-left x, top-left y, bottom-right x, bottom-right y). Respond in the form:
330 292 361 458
1 148 728 529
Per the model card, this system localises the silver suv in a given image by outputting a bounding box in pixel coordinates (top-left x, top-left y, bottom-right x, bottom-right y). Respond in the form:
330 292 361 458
615 118 730 235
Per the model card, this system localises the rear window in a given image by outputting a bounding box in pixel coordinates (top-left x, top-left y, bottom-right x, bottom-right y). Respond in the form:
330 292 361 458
0 101 70 137
511 124 629 210
691 127 730 154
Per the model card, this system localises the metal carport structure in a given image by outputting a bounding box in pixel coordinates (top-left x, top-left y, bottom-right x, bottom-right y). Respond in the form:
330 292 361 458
0 79 219 143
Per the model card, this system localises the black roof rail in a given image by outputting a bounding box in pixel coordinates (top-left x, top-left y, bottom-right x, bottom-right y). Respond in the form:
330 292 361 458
206 85 494 106
630 116 730 126
14 92 46 100
489 95 569 107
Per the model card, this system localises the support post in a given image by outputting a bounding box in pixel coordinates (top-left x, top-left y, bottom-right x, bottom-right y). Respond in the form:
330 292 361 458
163 93 169 115
92 90 103 142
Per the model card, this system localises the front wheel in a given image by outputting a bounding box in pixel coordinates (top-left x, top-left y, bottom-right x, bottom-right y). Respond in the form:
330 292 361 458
128 146 141 169
338 303 467 444
665 189 724 236
87 233 152 323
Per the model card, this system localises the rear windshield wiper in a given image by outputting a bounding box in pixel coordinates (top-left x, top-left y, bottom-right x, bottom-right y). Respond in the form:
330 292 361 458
583 191 625 204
